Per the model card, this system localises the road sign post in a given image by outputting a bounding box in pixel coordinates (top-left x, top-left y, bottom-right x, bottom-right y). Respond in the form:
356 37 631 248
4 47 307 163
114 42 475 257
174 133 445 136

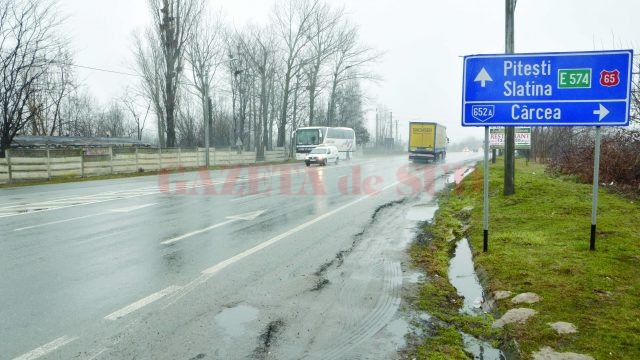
591 126 602 251
483 126 489 252
462 49 633 251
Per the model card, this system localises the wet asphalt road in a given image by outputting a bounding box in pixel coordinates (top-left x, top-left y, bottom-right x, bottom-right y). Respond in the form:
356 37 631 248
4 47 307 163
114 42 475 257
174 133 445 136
1 153 480 360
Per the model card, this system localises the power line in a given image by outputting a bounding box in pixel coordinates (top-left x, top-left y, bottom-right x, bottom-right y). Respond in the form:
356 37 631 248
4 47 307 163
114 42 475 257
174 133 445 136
64 63 141 78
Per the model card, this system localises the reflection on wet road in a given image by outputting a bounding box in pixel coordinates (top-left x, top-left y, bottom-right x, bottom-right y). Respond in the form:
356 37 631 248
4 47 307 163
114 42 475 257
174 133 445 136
0 153 481 359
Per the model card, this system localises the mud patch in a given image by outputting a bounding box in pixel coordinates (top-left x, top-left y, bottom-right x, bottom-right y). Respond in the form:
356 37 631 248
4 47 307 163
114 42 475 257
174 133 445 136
252 319 285 359
310 278 330 292
309 199 408 292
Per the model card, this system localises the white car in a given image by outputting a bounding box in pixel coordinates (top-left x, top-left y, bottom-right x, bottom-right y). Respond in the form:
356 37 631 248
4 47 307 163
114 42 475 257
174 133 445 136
305 146 339 166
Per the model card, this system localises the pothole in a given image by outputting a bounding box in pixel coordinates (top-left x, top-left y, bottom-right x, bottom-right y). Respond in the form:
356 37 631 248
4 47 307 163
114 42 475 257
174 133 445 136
385 318 409 349
214 304 259 338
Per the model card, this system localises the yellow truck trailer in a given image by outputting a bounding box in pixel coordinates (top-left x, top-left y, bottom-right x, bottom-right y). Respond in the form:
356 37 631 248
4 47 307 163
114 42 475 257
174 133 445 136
408 122 447 162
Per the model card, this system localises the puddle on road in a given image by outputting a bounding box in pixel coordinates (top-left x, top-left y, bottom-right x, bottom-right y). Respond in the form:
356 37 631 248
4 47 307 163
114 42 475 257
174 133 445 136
462 332 505 360
214 304 258 337
448 238 484 315
405 204 437 222
404 272 424 284
384 318 409 349
449 239 507 359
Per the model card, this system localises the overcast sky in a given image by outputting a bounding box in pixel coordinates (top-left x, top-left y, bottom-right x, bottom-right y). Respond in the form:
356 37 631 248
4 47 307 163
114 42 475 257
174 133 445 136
59 0 640 143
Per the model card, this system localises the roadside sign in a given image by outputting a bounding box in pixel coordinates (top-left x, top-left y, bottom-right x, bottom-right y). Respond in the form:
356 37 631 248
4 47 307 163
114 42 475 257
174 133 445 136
490 127 531 150
462 50 633 126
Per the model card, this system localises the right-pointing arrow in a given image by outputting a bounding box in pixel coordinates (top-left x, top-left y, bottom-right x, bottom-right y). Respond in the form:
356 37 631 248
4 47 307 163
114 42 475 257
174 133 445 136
593 104 610 121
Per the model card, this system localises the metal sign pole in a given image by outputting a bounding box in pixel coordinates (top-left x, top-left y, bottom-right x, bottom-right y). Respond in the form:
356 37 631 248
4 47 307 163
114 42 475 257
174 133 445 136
590 126 602 251
484 126 489 252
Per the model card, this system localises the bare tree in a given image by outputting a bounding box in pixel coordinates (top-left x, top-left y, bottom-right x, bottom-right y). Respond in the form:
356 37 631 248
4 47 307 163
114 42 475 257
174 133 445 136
237 26 278 160
133 29 167 147
326 23 380 126
147 0 203 147
185 10 224 149
0 0 66 156
305 3 343 126
631 55 640 124
96 101 128 138
121 87 149 141
272 0 318 146
61 89 98 137
28 49 76 137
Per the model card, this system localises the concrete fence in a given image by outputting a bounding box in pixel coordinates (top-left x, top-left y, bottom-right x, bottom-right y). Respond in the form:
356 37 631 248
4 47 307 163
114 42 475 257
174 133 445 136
0 147 289 184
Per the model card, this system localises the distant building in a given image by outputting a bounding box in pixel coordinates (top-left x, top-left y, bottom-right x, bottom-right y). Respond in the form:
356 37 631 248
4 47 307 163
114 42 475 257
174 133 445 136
10 136 150 149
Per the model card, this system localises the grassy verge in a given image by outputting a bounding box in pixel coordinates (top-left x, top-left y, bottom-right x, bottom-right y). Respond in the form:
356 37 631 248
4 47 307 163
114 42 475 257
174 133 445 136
409 159 640 359
462 159 640 358
409 192 501 359
0 160 299 189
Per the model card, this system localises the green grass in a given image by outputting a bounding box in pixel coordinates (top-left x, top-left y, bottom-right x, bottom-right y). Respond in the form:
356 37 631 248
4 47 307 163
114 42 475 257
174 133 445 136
458 159 640 359
409 194 501 359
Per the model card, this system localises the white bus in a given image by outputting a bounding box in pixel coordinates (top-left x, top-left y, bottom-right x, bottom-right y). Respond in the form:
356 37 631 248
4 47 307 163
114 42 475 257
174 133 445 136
293 127 356 160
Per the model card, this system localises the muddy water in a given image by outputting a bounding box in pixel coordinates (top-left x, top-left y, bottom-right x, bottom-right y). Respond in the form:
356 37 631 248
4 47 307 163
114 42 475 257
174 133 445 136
449 239 506 359
448 238 484 314
462 332 506 360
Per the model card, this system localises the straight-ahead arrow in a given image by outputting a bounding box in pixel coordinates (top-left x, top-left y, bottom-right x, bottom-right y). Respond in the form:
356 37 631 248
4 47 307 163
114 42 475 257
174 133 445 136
161 209 266 245
593 104 610 121
474 67 493 88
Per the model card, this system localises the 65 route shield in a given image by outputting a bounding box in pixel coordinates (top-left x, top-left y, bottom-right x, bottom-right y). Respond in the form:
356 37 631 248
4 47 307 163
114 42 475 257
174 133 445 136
461 50 633 127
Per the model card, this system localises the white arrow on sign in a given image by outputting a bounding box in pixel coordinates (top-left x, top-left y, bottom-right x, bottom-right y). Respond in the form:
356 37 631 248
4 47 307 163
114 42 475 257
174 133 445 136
161 209 266 245
593 104 610 121
474 67 493 88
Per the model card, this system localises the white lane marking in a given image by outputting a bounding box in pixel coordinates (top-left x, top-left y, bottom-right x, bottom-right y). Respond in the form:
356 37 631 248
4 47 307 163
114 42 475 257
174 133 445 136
161 220 235 245
201 179 403 275
12 203 158 232
161 210 266 245
0 181 222 218
13 213 102 232
85 348 107 360
104 285 181 320
109 203 157 213
13 335 79 360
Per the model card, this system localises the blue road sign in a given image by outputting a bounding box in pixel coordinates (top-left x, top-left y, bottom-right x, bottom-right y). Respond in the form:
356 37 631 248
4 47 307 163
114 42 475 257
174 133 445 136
462 50 633 126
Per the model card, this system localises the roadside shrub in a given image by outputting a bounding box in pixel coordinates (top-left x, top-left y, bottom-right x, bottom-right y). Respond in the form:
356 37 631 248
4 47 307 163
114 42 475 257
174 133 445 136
547 128 640 194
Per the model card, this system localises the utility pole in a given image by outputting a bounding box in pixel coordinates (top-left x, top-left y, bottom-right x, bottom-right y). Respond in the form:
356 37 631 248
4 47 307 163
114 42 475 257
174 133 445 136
375 108 379 146
390 112 393 140
203 74 211 168
504 0 516 195
395 120 399 145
